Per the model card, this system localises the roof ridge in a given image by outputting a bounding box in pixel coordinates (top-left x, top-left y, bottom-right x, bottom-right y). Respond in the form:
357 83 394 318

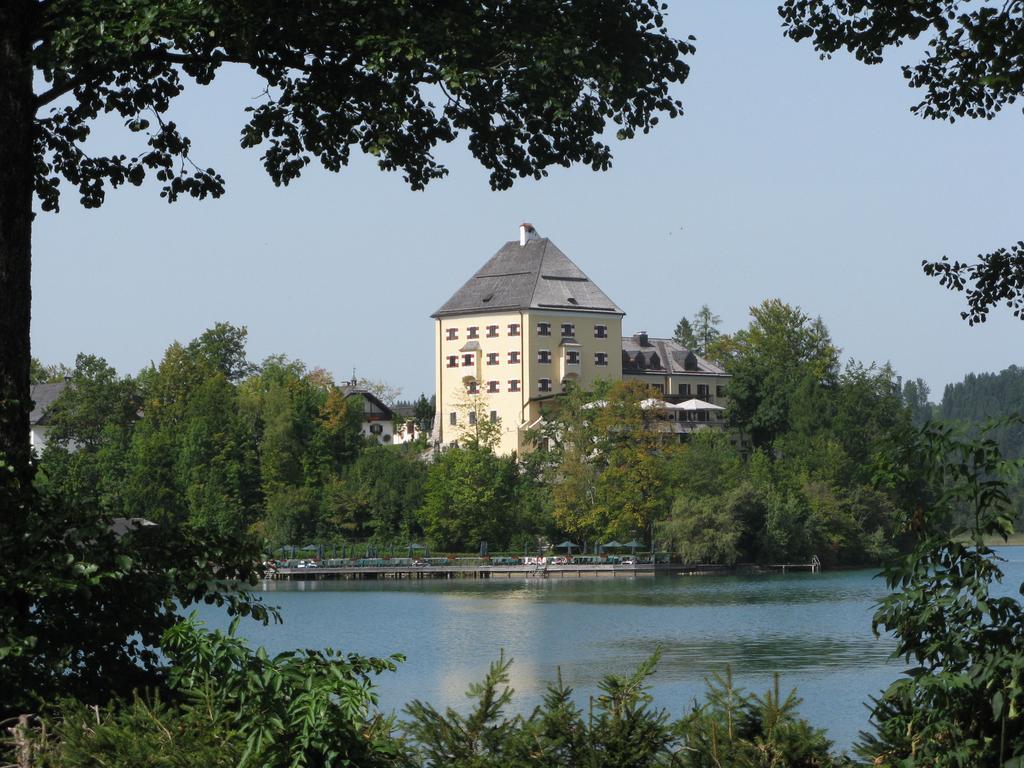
528 238 548 306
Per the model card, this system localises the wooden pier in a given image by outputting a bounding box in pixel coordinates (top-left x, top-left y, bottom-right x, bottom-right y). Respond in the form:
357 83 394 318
762 555 821 574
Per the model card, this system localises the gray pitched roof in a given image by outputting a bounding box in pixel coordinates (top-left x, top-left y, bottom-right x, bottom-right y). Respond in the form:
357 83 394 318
621 335 727 376
432 238 624 318
340 385 396 420
30 382 68 425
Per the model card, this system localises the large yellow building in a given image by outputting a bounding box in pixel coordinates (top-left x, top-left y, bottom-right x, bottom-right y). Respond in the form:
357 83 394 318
432 224 624 455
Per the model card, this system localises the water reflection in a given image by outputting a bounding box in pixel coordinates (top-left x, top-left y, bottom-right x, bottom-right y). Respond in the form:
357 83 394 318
202 556 1024 752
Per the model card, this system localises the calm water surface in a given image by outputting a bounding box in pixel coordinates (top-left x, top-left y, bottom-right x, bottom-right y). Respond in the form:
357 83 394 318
197 547 1024 753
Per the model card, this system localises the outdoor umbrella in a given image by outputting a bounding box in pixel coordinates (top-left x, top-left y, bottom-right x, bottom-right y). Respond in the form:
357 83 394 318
600 540 624 556
672 398 725 411
624 539 643 554
556 540 578 554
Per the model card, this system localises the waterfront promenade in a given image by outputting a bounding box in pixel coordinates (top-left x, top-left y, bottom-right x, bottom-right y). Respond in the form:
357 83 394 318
268 561 740 580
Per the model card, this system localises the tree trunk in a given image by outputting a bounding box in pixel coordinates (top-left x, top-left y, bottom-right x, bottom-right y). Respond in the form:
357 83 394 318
0 3 34 478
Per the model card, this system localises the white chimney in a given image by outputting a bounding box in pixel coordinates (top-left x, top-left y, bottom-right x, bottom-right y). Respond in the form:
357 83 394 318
519 222 539 246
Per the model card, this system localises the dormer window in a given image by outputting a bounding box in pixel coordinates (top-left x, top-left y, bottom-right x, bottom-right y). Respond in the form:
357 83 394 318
649 352 661 370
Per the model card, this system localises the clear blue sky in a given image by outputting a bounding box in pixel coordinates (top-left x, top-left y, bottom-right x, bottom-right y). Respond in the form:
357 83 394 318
31 3 1023 403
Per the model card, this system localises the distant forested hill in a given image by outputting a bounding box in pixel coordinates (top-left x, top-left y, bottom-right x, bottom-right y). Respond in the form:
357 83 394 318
940 365 1024 459
937 365 1024 525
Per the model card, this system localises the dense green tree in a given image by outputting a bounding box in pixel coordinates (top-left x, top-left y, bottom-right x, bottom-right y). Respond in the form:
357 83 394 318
413 393 434 434
178 374 260 535
322 446 427 541
35 354 140 514
779 1 1024 326
902 376 934 427
673 316 697 349
419 446 518 551
1 0 695 472
119 328 264 532
263 484 321 547
691 304 722 356
185 322 256 383
727 299 840 449
659 431 746 563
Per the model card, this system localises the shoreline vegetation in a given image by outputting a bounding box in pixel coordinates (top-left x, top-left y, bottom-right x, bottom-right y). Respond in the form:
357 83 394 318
10 320 1024 765
9 422 1024 767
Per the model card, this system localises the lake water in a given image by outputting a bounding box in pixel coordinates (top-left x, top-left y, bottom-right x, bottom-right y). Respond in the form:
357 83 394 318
197 547 1024 753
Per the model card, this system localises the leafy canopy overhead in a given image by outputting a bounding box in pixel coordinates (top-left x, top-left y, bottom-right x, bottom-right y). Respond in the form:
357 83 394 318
33 0 694 211
778 1 1024 325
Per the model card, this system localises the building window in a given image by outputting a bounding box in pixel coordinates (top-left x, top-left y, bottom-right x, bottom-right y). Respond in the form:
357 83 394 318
561 323 575 337
697 411 708 422
486 352 499 365
537 322 551 336
538 350 552 364
594 325 608 339
467 326 479 339
539 378 552 393
369 423 383 435
679 383 692 396
508 350 520 364
449 412 457 425
487 380 499 393
467 380 479 394
486 325 499 338
469 411 477 425
445 328 458 341
697 384 710 397
508 323 521 336
446 355 458 368
595 352 608 366
462 353 475 366
653 383 664 393
508 379 520 392
717 385 726 397
490 410 498 423
566 350 580 364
